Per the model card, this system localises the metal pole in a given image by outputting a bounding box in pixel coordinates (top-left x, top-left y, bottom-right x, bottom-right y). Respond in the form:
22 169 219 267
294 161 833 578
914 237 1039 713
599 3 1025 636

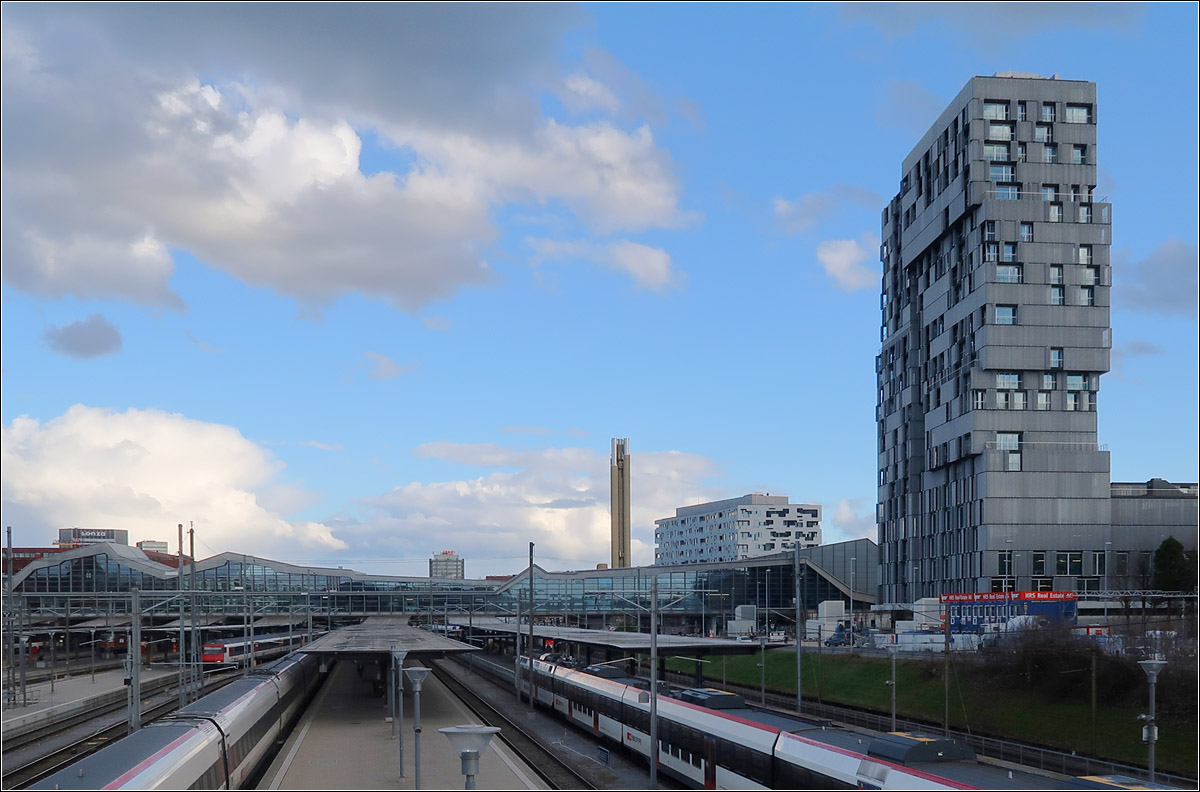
1148 673 1157 781
760 636 766 705
890 646 897 731
189 524 198 700
413 684 423 790
463 750 480 790
91 629 96 683
397 660 406 778
129 588 142 732
178 524 186 707
650 575 658 789
19 593 28 706
389 643 398 739
528 542 535 713
795 547 802 713
944 599 950 736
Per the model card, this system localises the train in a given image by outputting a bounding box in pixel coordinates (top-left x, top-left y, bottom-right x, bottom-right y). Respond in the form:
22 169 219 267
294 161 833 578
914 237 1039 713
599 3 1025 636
201 632 311 665
33 651 326 790
518 656 1180 791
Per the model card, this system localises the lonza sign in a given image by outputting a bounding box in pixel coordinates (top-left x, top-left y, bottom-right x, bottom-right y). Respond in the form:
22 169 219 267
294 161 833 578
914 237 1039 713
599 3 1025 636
939 591 1079 603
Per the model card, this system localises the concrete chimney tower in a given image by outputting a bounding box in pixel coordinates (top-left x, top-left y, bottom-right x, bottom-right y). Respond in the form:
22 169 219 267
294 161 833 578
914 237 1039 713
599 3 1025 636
610 438 631 568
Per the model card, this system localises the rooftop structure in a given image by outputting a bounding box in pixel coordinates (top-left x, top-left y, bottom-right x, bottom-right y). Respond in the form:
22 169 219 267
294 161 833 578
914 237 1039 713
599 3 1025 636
655 494 821 565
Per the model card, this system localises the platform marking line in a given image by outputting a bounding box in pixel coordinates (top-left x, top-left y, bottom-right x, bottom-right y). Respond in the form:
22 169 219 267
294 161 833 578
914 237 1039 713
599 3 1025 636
266 666 339 790
437 673 543 789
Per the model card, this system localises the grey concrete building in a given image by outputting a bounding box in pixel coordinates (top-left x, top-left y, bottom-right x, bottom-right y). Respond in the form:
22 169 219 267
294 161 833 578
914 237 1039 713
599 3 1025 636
655 493 821 565
877 73 1113 603
876 73 1197 606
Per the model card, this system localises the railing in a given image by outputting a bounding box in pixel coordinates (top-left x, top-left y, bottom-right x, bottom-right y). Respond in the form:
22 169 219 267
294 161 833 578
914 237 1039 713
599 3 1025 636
984 441 1108 453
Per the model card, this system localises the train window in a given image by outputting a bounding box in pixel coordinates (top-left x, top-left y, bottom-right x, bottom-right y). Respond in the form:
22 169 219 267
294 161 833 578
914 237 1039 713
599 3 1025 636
775 757 825 789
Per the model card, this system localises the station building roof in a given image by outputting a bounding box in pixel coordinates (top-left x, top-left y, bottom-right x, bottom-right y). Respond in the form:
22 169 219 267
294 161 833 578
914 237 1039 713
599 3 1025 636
299 616 478 657
451 617 762 656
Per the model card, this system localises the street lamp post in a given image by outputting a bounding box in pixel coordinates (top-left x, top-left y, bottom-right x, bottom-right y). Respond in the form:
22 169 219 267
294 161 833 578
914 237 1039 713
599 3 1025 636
405 667 432 790
758 635 767 705
850 557 856 647
1138 658 1167 782
886 645 898 731
439 725 501 790
1104 541 1112 626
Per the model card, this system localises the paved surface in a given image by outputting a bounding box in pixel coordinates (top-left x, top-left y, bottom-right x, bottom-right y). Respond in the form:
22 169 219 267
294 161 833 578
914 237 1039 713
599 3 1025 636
261 660 546 790
454 617 759 656
2 666 173 726
448 654 672 789
300 617 478 657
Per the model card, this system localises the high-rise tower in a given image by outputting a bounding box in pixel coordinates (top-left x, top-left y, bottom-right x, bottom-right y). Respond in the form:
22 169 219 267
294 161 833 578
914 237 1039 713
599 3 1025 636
610 438 631 568
877 74 1111 604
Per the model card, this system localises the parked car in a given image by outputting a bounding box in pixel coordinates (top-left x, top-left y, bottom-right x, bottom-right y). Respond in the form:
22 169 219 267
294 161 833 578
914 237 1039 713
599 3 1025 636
824 633 849 647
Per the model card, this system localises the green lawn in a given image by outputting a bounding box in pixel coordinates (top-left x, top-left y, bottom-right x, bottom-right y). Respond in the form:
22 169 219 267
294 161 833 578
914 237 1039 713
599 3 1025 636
662 649 1197 778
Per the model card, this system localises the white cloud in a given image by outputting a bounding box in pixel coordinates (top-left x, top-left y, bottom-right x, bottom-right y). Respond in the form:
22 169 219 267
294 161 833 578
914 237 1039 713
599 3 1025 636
773 194 837 235
44 313 122 359
354 442 726 572
1 8 685 312
773 185 885 235
527 237 684 292
364 352 414 381
829 497 877 543
561 73 620 114
1115 239 1198 319
816 233 880 292
1 406 346 553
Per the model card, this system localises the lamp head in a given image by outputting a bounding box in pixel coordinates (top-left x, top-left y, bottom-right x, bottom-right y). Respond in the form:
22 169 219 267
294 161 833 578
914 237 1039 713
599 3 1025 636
1138 658 1167 681
404 665 431 690
439 724 501 755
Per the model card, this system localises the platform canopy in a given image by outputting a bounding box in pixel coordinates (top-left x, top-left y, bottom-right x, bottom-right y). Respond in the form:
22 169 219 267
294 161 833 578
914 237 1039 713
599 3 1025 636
299 616 478 658
452 617 764 656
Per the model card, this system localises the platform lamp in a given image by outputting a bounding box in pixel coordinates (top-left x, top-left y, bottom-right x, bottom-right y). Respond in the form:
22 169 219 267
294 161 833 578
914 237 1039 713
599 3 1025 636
439 725 501 790
1137 658 1167 782
404 666 432 790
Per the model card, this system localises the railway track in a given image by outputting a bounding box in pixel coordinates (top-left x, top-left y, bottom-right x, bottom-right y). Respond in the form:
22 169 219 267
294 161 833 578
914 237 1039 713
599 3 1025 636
431 661 597 791
2 674 237 789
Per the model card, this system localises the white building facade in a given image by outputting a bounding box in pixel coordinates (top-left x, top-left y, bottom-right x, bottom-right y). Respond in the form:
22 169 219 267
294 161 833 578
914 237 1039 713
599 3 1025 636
655 494 821 565
429 550 465 579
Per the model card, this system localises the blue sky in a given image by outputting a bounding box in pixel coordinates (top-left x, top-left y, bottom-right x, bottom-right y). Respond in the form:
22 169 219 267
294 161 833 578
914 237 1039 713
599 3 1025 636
2 3 1196 577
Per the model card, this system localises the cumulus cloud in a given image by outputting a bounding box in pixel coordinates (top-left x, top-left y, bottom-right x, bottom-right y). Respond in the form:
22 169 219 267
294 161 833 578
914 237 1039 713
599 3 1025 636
560 73 621 114
773 184 884 235
1115 239 1198 319
364 352 415 381
44 313 122 359
354 442 726 571
1 6 685 312
829 498 877 543
527 237 684 291
1 405 346 553
816 233 880 292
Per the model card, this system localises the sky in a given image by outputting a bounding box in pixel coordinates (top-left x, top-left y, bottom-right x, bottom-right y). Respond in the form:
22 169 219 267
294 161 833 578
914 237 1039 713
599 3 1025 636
2 3 1197 578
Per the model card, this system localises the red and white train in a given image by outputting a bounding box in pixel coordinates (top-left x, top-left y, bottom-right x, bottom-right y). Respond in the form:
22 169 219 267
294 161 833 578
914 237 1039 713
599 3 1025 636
518 656 1179 790
201 632 310 665
34 652 324 790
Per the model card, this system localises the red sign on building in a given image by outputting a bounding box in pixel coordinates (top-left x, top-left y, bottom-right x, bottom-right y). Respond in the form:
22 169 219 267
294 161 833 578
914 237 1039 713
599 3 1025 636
939 591 1078 603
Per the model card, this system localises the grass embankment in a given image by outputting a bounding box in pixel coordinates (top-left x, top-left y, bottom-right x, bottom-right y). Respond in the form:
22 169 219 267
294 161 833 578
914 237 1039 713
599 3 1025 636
662 650 1197 778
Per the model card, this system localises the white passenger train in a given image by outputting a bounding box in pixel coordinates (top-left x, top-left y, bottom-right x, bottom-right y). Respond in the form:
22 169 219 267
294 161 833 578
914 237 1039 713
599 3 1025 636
518 656 1177 791
33 652 324 790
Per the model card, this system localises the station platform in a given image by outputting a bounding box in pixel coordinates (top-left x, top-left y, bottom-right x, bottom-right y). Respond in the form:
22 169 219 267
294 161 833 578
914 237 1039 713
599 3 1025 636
2 666 173 740
261 660 546 790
